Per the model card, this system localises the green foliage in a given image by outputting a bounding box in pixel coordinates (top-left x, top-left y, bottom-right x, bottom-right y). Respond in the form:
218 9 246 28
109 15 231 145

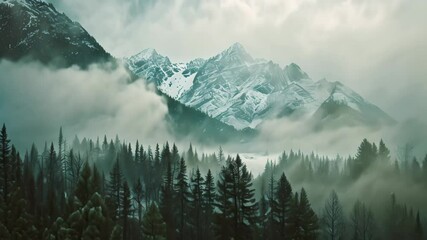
107 158 123 220
121 181 131 240
142 203 166 240
215 155 258 240
133 177 144 224
189 168 204 239
1 123 427 240
175 157 190 240
273 172 293 239
0 124 11 202
352 139 377 178
299 188 319 240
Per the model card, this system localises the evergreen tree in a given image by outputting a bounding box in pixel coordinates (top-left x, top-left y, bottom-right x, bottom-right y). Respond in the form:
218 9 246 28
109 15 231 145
215 163 233 240
273 172 293 240
133 177 144 224
29 143 38 173
92 164 102 195
378 139 391 162
218 146 225 164
75 161 92 205
0 124 11 202
68 149 82 194
10 146 18 186
23 158 36 215
142 203 166 240
189 168 204 240
175 157 189 240
121 181 132 240
160 149 175 240
161 142 171 171
215 155 258 240
154 143 161 201
0 140 36 238
171 144 180 177
203 169 216 240
258 172 274 240
107 158 124 220
82 193 114 240
259 194 270 240
146 146 154 205
322 190 345 240
6 189 37 239
187 144 195 166
288 192 301 239
135 140 140 163
299 188 319 240
46 143 60 222
58 127 67 195
352 139 375 179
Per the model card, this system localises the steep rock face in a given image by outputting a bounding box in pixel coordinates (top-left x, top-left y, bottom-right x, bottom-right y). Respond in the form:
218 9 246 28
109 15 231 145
0 0 111 67
126 43 394 130
125 49 206 99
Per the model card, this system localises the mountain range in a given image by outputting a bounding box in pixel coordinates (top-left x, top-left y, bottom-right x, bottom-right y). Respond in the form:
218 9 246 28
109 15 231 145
125 43 394 130
0 0 395 144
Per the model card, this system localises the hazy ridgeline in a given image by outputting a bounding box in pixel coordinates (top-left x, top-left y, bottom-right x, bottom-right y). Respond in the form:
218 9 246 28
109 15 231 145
0 124 426 240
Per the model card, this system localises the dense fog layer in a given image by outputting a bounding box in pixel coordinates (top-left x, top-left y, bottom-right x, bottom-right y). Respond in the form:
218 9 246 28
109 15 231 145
2 60 427 160
0 60 170 149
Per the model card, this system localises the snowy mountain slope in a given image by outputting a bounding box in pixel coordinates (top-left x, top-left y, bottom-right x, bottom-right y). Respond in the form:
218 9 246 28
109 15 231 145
125 50 206 99
0 0 111 67
126 43 394 130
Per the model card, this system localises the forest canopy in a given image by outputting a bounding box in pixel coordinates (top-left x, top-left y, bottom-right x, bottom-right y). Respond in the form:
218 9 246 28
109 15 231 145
0 123 426 240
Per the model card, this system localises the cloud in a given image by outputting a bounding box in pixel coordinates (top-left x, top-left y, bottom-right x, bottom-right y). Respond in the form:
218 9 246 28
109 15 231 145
0 60 170 150
224 115 427 164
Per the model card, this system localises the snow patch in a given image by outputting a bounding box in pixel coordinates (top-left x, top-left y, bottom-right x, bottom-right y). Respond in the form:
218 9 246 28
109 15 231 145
158 66 196 99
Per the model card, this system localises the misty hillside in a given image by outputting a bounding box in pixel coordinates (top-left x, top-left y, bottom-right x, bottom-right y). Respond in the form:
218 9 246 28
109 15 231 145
162 91 257 144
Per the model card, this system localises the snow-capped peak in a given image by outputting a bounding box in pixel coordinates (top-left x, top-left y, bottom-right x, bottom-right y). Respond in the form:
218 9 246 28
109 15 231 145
132 48 159 61
227 42 246 52
284 63 310 82
214 42 253 64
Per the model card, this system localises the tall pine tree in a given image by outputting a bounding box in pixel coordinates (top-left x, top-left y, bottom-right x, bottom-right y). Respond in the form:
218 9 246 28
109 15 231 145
175 157 189 240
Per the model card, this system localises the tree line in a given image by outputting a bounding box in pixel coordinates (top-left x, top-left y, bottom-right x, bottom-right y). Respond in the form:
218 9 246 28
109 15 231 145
0 124 426 239
256 138 427 240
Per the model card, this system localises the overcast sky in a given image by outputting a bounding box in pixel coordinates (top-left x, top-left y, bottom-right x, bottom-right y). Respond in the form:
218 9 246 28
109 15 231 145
45 0 427 121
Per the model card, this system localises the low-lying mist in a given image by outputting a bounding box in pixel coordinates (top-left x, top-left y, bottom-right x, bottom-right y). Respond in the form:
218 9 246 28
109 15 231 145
2 59 427 165
235 116 427 161
0 60 171 150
